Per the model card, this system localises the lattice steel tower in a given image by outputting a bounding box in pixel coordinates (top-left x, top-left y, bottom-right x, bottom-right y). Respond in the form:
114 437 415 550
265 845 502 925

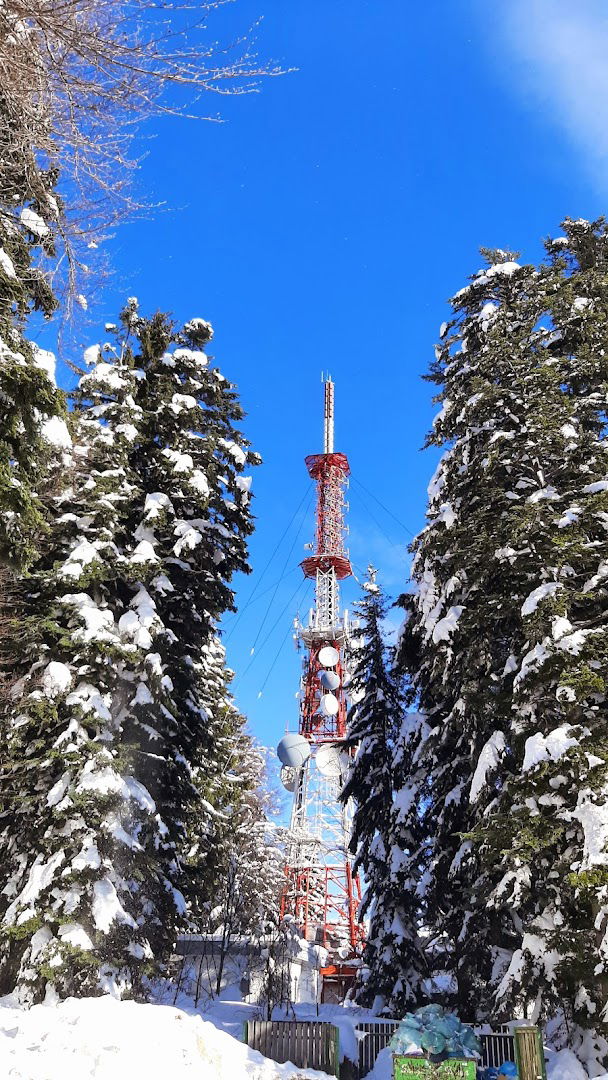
278 378 364 1002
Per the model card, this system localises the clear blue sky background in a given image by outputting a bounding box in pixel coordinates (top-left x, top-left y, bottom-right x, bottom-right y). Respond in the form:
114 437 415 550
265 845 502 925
40 1 608 767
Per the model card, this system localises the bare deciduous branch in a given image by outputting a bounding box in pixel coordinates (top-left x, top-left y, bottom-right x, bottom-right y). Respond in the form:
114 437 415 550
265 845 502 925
0 1 285 312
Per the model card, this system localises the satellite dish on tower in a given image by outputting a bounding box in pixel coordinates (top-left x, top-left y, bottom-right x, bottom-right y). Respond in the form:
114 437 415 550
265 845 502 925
318 645 339 668
280 766 297 792
277 733 311 769
316 744 342 778
319 693 339 717
318 669 340 691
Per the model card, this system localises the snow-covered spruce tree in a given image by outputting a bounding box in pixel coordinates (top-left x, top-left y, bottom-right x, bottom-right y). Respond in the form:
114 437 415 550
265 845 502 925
341 570 427 1011
181 636 285 999
122 306 257 835
0 304 257 1002
465 219 608 1065
383 704 431 1015
194 756 285 1001
397 222 608 1053
395 246 572 1020
182 633 244 930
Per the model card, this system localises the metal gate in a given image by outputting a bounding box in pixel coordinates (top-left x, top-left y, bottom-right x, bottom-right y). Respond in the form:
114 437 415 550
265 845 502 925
356 1020 399 1077
354 1021 518 1076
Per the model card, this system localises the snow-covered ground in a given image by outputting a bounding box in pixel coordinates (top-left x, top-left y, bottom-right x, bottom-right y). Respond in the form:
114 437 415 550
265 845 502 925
1 988 607 1079
0 994 333 1080
174 987 608 1079
194 988 376 1064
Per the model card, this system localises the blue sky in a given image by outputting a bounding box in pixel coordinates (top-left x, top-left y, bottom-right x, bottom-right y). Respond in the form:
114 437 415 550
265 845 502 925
41 0 608 761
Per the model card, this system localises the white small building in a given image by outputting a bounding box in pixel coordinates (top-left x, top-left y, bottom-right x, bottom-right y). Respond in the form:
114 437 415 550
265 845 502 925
175 933 325 1006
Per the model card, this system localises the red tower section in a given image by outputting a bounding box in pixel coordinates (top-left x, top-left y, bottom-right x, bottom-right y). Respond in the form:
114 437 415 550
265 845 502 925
279 380 364 1003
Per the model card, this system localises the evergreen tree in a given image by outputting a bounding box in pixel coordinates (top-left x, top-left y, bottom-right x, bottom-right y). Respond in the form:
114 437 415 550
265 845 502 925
0 304 257 1002
176 637 287 1008
395 246 561 1019
468 219 608 1067
192 745 285 999
382 704 431 1015
183 634 285 997
395 220 608 1068
341 570 426 1011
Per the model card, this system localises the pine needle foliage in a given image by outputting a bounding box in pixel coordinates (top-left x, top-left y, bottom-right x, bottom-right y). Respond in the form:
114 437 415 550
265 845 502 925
0 159 65 569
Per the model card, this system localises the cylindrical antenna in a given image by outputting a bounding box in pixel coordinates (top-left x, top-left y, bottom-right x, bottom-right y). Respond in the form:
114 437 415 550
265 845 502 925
323 379 334 454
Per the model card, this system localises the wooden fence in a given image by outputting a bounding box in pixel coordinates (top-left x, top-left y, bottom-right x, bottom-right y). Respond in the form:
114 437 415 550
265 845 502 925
244 1018 546 1080
244 1020 340 1077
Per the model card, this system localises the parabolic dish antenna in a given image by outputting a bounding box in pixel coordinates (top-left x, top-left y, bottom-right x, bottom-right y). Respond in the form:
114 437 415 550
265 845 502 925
319 692 339 717
318 645 339 668
316 744 342 778
280 766 297 792
277 733 311 768
318 669 340 691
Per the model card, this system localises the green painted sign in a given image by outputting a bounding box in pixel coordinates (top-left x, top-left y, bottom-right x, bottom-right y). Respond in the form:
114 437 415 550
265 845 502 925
393 1054 477 1080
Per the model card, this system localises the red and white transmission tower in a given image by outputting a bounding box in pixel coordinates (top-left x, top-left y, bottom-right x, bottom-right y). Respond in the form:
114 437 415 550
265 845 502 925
278 377 364 1003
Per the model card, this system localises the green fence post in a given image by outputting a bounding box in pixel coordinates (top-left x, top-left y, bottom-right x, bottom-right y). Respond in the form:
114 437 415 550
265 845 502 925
514 1026 547 1080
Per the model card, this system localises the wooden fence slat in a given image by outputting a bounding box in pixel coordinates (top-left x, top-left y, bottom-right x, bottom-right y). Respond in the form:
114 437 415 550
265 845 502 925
242 1018 417 1078
276 1022 283 1064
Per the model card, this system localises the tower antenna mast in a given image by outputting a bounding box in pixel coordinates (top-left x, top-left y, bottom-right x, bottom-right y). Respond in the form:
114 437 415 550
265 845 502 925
278 377 364 1003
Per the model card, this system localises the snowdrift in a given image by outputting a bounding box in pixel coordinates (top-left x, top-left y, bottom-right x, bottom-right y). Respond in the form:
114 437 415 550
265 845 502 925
0 995 332 1080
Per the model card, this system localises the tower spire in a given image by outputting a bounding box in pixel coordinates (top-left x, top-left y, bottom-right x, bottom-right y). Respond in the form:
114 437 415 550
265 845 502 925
323 378 334 454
